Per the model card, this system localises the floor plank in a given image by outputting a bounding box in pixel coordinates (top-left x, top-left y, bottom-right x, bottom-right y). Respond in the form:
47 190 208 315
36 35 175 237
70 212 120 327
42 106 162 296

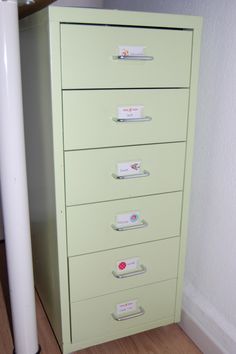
0 281 13 354
76 325 202 354
0 242 202 354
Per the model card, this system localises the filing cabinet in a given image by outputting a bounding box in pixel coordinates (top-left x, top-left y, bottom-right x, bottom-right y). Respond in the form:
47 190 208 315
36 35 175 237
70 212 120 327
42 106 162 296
20 7 202 354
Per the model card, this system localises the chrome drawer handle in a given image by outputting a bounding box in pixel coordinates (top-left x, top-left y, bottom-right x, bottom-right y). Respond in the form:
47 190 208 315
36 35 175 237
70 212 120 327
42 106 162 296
113 55 154 61
112 170 150 180
112 116 152 123
112 264 146 279
112 306 145 321
111 219 148 232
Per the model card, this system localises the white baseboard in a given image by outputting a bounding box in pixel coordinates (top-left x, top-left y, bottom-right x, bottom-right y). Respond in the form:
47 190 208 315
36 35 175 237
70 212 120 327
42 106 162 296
180 283 236 354
180 308 224 354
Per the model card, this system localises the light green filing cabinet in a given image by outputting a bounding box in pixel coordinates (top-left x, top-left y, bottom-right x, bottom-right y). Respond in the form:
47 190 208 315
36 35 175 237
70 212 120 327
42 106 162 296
20 7 202 354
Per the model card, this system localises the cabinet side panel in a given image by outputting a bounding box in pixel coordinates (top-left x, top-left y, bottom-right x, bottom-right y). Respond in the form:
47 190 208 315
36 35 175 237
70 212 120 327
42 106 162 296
175 24 202 321
20 17 63 345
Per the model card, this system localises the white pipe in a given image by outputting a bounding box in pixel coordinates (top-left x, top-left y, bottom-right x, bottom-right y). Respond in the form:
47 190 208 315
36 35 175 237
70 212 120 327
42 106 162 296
0 1 39 353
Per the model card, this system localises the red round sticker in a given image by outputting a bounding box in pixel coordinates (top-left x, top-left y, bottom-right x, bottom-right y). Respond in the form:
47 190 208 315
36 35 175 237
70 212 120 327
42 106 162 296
118 262 127 270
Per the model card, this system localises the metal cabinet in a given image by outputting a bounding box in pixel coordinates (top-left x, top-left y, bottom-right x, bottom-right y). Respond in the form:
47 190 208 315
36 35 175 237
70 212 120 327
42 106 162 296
20 7 202 354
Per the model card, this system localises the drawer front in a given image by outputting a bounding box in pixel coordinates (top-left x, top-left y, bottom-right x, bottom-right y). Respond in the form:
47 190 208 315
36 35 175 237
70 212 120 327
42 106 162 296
65 143 185 205
61 25 192 89
67 192 182 256
69 237 179 302
63 89 189 150
71 279 176 343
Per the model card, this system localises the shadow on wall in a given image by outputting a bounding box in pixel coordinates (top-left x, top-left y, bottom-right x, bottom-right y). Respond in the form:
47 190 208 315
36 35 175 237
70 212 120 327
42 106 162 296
0 193 4 241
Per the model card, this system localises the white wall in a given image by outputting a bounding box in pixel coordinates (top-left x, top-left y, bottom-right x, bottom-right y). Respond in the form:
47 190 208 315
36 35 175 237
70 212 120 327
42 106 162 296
103 1 236 353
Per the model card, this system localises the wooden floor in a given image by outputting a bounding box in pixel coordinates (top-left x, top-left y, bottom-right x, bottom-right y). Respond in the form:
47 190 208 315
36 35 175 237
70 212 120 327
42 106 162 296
0 242 202 354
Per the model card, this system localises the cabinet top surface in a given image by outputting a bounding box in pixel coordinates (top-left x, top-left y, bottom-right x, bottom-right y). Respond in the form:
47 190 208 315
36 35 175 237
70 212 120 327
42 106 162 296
20 5 202 31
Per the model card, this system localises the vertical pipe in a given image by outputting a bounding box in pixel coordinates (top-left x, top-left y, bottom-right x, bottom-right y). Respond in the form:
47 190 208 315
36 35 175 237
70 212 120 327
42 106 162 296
0 1 39 353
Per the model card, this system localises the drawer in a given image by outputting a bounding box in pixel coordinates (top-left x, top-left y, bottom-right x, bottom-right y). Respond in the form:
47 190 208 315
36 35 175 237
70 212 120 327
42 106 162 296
63 89 189 150
61 24 192 89
67 192 182 256
69 237 179 302
65 143 185 205
71 279 176 343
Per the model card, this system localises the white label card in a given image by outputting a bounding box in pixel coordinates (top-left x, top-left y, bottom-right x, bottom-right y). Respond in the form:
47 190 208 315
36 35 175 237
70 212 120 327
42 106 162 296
116 300 137 315
117 160 141 177
118 105 144 120
116 257 140 273
116 211 141 228
119 46 145 57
